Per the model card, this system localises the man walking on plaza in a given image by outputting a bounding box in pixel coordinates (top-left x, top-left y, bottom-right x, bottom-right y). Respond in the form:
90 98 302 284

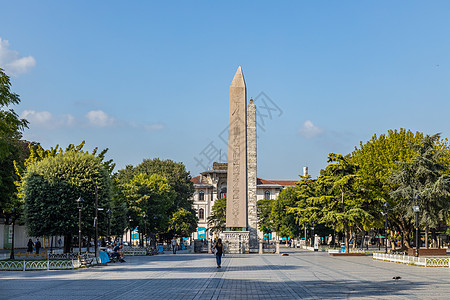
35 238 41 254
171 237 177 254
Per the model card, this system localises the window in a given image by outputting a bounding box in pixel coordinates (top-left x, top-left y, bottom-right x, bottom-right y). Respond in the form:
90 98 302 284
220 187 227 199
264 190 270 200
199 208 204 220
199 191 205 201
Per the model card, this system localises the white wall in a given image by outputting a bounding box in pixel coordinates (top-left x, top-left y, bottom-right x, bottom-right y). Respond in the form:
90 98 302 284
0 224 63 249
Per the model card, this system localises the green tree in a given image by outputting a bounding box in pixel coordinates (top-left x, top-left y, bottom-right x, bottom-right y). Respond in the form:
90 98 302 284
0 68 28 159
390 134 450 247
22 150 113 252
0 140 29 212
0 68 28 214
270 186 301 239
350 129 445 248
313 153 372 251
169 207 198 237
116 158 195 240
287 175 319 240
208 197 226 234
121 173 175 238
257 198 274 241
132 158 195 213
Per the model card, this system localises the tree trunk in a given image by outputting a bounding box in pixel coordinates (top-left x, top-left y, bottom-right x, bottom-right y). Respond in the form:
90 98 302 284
64 234 72 253
425 225 429 248
397 220 412 249
431 228 437 248
401 231 404 249
352 231 356 249
344 223 349 252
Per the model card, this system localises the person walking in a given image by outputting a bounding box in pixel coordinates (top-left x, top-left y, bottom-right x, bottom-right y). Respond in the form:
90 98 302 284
213 238 224 268
35 238 41 254
171 237 177 254
27 239 34 253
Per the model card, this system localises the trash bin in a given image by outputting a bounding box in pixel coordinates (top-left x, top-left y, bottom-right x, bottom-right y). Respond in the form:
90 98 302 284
340 245 346 253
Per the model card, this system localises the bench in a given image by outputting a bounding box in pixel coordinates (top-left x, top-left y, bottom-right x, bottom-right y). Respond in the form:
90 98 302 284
79 254 94 267
407 248 447 257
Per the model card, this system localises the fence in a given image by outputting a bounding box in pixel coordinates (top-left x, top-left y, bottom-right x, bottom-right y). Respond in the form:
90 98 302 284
373 253 450 267
0 259 75 271
122 246 147 256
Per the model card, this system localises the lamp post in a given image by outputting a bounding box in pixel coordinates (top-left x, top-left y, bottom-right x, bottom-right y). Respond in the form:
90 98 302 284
9 208 16 260
333 226 337 249
311 222 315 248
304 223 308 246
383 202 389 254
128 216 133 247
76 197 84 256
106 209 112 243
413 195 421 257
143 214 147 248
94 184 99 258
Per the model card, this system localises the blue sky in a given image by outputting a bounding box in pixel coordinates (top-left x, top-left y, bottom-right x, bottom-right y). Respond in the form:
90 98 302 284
1 1 450 179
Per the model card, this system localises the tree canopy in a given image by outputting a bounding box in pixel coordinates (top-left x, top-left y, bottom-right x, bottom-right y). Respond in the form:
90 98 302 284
0 68 29 214
390 134 450 231
22 150 113 251
116 158 197 240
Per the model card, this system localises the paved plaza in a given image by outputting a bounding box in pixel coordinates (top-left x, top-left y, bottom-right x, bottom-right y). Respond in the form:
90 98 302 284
1 248 449 299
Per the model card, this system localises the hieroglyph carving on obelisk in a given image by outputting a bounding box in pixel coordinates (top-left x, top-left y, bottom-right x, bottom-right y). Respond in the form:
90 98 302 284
247 99 258 249
226 66 248 228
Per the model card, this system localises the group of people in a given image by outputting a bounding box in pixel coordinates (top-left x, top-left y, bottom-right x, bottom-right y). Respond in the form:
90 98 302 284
26 238 42 254
106 243 126 262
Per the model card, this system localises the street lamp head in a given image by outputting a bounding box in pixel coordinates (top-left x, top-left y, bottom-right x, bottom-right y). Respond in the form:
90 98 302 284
413 205 420 213
383 202 388 208
106 208 112 215
76 197 84 209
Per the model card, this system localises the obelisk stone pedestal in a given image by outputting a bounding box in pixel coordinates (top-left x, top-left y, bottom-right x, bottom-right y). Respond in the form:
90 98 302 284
223 231 249 254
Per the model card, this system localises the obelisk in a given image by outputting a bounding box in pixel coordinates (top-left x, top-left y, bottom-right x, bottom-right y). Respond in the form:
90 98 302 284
226 66 248 228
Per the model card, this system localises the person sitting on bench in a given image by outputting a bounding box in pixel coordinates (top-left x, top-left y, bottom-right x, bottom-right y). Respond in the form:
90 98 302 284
112 244 125 262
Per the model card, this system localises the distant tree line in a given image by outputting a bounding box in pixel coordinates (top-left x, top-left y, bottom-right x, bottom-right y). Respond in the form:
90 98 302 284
254 129 450 250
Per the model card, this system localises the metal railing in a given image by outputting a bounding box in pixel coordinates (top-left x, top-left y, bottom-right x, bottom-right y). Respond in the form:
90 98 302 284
122 246 147 255
0 259 75 271
373 253 450 267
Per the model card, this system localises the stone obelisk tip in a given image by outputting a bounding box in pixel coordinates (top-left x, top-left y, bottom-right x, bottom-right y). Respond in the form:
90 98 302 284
231 66 245 88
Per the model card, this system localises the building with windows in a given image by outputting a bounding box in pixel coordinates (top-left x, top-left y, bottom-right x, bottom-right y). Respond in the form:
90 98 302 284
191 162 298 240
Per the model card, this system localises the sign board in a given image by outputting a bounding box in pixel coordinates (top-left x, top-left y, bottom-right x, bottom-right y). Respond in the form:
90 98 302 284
132 227 139 239
197 227 206 239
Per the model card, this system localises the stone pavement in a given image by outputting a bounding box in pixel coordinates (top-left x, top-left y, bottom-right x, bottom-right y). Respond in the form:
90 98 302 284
1 248 449 299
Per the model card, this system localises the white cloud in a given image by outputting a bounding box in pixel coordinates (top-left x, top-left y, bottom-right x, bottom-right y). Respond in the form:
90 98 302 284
21 110 53 125
299 120 324 138
85 110 115 127
21 109 162 131
0 37 36 76
21 110 75 129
